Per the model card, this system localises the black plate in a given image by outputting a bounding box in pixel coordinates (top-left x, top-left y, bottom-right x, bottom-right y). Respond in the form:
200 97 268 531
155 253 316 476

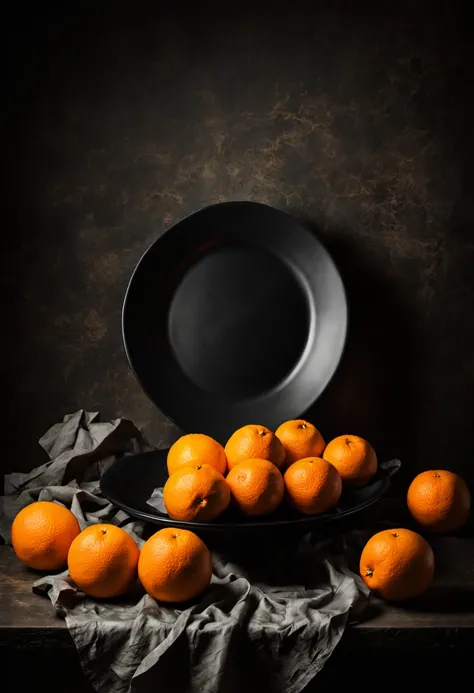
122 201 347 443
100 450 392 538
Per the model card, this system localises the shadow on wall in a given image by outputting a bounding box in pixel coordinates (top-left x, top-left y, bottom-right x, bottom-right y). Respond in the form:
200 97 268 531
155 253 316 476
300 220 418 494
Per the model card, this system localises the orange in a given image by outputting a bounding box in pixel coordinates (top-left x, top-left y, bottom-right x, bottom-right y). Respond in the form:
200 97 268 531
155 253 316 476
323 434 377 487
226 458 284 516
138 527 212 602
11 501 80 571
275 419 325 465
225 424 285 471
407 470 471 533
167 433 227 476
68 524 140 598
360 528 435 601
163 464 230 522
283 457 342 515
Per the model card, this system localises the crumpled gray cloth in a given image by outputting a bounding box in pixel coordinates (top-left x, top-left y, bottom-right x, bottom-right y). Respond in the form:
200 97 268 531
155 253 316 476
0 410 385 693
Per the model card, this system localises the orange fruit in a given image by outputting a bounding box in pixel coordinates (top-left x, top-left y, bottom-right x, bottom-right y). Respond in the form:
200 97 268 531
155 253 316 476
226 458 284 516
283 457 342 515
275 419 325 465
167 433 227 476
11 501 80 571
360 528 435 601
225 424 285 471
163 464 230 522
323 434 377 487
138 527 212 602
407 470 471 533
68 524 140 598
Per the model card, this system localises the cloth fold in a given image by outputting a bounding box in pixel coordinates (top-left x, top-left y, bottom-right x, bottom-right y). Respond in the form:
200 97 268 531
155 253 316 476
0 411 396 693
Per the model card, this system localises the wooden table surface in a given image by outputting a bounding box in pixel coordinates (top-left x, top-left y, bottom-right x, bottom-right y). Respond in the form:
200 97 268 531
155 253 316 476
1 535 473 652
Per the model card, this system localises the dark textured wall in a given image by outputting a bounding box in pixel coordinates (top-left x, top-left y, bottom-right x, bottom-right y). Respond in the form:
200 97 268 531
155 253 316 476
5 3 473 488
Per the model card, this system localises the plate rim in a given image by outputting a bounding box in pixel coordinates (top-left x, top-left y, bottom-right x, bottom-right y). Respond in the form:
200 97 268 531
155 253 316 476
100 450 390 531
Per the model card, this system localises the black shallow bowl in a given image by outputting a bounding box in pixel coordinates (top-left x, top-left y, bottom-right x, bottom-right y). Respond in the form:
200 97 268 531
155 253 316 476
122 201 348 443
100 451 393 539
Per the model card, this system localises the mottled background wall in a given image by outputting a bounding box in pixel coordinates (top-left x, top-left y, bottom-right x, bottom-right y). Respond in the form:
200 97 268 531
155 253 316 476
5 2 473 489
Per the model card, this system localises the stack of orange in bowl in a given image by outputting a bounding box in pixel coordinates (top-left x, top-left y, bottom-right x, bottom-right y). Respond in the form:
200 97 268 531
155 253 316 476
161 420 380 522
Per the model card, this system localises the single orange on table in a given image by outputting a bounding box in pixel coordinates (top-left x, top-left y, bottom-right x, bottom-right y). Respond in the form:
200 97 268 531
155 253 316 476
163 464 230 522
284 457 342 515
360 528 434 601
323 434 377 487
11 501 80 571
226 458 284 516
167 433 227 476
68 524 140 598
138 527 212 602
225 424 285 471
275 419 325 466
407 470 471 533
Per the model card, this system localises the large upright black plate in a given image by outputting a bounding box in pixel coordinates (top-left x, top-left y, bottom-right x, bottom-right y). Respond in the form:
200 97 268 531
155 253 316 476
122 201 347 442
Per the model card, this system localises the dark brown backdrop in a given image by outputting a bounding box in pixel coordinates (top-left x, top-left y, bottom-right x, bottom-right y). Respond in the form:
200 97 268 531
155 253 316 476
5 2 473 490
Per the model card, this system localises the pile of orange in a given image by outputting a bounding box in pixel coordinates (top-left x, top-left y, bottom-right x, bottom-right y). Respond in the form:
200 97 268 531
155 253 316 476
162 421 380 522
160 420 471 603
12 500 213 603
10 417 471 606
359 468 471 601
